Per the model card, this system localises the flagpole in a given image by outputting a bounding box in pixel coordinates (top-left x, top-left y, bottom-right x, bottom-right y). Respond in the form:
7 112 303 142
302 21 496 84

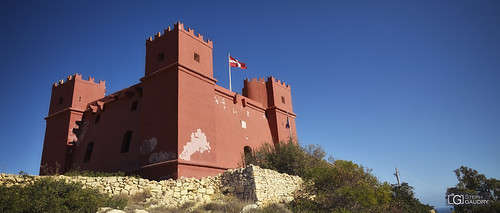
228 52 232 91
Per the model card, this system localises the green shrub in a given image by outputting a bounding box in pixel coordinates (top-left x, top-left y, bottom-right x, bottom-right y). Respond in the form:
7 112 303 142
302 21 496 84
389 182 433 212
245 139 324 176
244 141 393 212
64 170 126 177
0 177 126 212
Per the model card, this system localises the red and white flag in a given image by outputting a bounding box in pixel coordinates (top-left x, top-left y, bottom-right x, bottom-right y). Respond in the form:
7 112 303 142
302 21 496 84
229 56 247 69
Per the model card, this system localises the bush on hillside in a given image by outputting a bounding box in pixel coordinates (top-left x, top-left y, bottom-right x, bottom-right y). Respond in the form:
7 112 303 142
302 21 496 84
0 177 126 212
389 182 434 212
244 140 393 212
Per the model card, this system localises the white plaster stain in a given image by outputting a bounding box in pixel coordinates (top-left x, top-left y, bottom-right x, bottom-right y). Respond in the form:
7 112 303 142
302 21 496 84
215 96 219 104
246 111 250 117
233 108 237 114
179 129 211 161
68 127 78 142
140 137 157 155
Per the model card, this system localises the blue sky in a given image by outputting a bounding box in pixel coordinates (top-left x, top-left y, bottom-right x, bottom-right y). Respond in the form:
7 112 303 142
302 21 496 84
1 0 499 209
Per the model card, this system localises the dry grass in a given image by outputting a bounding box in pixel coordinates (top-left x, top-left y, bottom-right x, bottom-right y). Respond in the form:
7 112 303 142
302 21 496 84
117 192 292 213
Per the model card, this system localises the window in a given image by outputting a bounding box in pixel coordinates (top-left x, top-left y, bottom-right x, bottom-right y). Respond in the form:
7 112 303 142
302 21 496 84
281 96 286 104
158 52 164 62
130 101 138 111
83 142 94 163
194 53 200 62
95 114 101 123
121 131 133 153
58 97 63 105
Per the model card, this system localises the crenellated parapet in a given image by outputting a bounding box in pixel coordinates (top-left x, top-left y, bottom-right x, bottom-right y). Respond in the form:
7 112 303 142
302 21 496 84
244 76 291 89
52 73 105 87
268 76 291 89
244 77 267 84
145 22 213 48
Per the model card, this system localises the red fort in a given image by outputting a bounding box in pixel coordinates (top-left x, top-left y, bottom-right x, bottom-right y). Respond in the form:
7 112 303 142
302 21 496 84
40 22 297 180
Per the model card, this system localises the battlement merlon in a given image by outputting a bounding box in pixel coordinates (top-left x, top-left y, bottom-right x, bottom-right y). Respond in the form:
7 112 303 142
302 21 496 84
145 22 213 48
53 73 106 88
244 76 291 90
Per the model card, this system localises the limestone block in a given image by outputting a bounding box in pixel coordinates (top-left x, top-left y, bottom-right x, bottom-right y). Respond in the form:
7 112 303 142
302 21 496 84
150 188 162 195
206 188 215 195
163 190 173 197
203 194 211 200
124 185 131 190
186 184 196 191
255 184 262 190
5 176 15 182
120 190 128 196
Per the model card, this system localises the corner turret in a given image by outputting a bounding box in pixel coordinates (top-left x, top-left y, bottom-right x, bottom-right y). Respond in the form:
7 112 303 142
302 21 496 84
41 73 106 175
49 73 106 114
243 76 296 144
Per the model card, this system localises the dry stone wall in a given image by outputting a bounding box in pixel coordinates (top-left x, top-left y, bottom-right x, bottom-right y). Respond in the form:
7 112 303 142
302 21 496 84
221 165 303 205
0 165 302 207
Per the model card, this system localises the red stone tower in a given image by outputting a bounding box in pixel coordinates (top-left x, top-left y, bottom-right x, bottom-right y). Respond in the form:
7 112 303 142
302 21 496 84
40 74 105 174
138 22 217 179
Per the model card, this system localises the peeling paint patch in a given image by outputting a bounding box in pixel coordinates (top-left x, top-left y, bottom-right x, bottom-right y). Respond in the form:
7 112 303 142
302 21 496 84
140 137 157 155
246 111 250 117
179 129 211 161
241 120 247 129
232 108 237 114
215 96 219 104
149 151 176 164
